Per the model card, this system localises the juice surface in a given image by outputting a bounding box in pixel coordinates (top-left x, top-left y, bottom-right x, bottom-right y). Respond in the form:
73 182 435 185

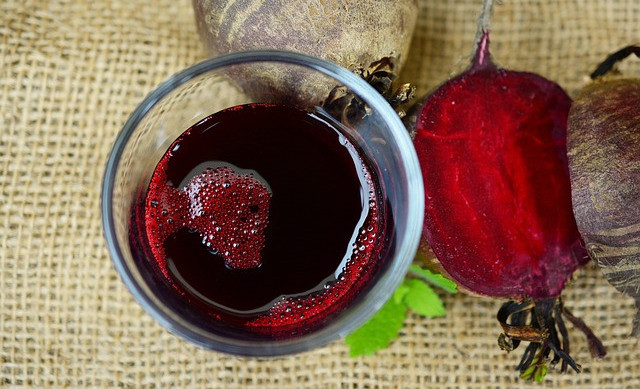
139 103 387 335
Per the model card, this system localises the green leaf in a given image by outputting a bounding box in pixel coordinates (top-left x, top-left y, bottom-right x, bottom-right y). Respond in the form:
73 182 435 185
519 352 548 383
534 363 548 383
402 279 446 317
520 362 537 381
345 269 453 356
393 283 410 304
409 265 458 293
345 297 407 357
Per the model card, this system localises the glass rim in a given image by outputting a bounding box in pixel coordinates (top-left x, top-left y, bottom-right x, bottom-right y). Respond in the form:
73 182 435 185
101 50 424 356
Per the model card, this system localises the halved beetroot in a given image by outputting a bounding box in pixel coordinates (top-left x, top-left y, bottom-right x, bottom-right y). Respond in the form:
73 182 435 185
412 29 605 376
415 33 582 300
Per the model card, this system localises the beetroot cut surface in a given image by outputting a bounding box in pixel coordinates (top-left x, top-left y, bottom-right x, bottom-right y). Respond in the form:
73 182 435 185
413 30 605 377
414 33 586 300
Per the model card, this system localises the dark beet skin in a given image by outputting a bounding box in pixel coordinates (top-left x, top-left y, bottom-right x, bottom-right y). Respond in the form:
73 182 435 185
192 0 418 105
569 76 640 334
414 33 587 300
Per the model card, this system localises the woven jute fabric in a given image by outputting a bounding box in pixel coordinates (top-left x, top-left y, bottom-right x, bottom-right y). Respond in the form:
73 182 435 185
1 0 639 387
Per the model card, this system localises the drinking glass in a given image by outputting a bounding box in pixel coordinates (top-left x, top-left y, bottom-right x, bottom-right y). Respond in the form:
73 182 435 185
102 50 424 356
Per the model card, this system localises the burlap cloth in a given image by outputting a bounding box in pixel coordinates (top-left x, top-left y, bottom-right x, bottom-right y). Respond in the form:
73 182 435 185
1 0 639 387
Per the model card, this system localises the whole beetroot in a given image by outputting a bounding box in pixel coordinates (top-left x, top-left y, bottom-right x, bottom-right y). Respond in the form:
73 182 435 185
568 46 640 335
192 0 418 105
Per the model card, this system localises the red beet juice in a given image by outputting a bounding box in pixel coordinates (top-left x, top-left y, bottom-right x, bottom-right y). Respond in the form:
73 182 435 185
132 103 388 337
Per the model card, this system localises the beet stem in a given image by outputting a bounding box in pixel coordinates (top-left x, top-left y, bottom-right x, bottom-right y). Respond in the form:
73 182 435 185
590 45 640 79
517 343 539 372
554 304 570 373
546 318 563 366
498 301 547 343
562 307 607 359
474 0 495 45
509 310 529 350
471 0 497 69
547 341 581 373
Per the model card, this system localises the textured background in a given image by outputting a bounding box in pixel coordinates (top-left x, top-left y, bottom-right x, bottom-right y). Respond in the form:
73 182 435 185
1 0 639 387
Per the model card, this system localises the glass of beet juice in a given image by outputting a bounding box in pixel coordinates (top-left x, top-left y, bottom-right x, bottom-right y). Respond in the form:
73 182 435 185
102 51 424 356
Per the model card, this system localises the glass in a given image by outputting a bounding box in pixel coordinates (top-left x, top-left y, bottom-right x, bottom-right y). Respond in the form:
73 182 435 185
101 50 424 356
